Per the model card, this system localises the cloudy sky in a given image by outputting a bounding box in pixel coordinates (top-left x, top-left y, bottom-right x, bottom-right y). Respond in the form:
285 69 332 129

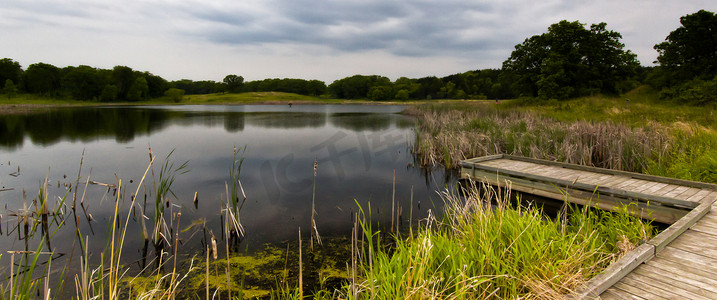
0 0 711 83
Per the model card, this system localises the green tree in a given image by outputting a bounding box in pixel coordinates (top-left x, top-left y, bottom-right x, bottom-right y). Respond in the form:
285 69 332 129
127 77 149 101
112 66 136 100
3 79 18 98
164 88 185 103
144 72 169 98
503 20 639 99
24 62 62 96
223 74 244 93
655 10 717 81
0 58 23 90
61 65 102 100
100 85 119 102
328 75 391 99
367 85 394 100
395 89 410 101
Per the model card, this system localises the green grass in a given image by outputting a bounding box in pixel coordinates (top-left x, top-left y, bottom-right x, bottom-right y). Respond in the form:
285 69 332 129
410 86 717 184
508 86 717 129
183 92 344 104
338 184 654 299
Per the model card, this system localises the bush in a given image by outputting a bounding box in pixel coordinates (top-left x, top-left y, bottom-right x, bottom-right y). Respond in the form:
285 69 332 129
164 88 185 103
660 77 717 105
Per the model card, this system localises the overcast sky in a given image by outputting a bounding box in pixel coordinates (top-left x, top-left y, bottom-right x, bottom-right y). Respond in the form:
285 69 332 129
0 1 712 83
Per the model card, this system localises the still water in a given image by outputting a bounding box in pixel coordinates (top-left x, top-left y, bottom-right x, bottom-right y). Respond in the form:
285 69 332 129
0 104 451 275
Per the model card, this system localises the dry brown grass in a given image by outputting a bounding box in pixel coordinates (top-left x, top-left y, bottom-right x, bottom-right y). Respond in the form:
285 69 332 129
407 104 672 173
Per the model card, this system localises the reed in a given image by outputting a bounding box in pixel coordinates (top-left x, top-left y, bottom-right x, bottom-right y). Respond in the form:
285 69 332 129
408 98 717 184
341 181 654 299
150 150 189 252
408 104 671 174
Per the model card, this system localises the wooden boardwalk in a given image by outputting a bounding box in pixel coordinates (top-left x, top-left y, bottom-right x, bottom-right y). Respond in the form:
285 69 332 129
460 154 717 299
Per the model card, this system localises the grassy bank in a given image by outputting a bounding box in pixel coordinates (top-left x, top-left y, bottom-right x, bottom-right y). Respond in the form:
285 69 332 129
338 184 653 299
410 87 717 184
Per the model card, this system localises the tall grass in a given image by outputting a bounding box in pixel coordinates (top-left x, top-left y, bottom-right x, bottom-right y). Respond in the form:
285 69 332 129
408 104 670 173
408 97 717 184
343 182 654 299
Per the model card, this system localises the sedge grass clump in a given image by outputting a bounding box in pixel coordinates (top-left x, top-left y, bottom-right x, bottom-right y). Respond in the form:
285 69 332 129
345 183 654 299
407 103 671 174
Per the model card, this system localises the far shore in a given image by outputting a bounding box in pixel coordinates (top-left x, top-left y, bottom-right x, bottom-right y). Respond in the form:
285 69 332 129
0 92 499 115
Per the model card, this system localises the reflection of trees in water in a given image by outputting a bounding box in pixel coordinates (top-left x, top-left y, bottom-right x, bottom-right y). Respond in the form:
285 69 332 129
244 112 326 128
224 112 245 132
0 108 181 147
329 113 394 131
0 109 412 149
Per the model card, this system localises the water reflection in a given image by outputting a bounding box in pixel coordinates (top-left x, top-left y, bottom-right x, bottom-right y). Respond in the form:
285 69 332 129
0 105 412 149
0 104 449 291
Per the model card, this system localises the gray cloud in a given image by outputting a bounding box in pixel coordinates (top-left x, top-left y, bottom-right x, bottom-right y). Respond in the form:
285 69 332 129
183 0 523 58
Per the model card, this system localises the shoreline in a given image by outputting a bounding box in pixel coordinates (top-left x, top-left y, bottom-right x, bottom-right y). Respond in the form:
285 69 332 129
0 97 498 115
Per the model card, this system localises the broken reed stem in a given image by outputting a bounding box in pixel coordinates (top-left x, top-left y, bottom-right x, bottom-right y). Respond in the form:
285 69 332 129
391 169 396 234
298 227 303 299
224 202 231 300
169 212 181 300
205 245 210 300
311 158 321 250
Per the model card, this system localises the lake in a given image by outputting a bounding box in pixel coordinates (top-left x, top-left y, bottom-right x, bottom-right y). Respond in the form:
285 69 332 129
0 104 452 281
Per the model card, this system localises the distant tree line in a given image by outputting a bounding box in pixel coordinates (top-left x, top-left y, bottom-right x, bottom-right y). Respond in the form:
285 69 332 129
1 10 714 104
327 71 514 101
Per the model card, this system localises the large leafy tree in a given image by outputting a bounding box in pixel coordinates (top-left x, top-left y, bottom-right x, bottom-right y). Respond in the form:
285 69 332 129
503 20 639 99
223 74 244 93
0 58 23 89
24 62 62 96
654 10 717 80
62 65 103 100
127 77 149 101
111 66 136 100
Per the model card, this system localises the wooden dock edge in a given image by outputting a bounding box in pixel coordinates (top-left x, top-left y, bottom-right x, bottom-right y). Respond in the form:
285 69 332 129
458 155 717 299
461 169 688 224
573 197 715 299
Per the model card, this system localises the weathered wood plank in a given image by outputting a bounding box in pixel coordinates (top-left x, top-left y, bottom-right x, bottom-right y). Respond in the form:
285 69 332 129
653 184 681 197
645 259 717 294
612 281 667 300
653 250 717 279
467 169 687 223
635 263 717 298
579 173 613 186
502 154 717 190
664 186 692 198
675 187 702 201
648 199 712 252
599 289 628 300
686 189 715 203
690 223 717 236
631 264 717 299
574 243 654 299
600 287 646 300
624 271 712 300
630 181 661 193
574 172 605 184
643 182 669 194
596 175 630 188
612 178 642 190
621 179 652 191
619 274 686 299
465 163 699 209
462 154 504 164
658 246 717 270
668 231 717 258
